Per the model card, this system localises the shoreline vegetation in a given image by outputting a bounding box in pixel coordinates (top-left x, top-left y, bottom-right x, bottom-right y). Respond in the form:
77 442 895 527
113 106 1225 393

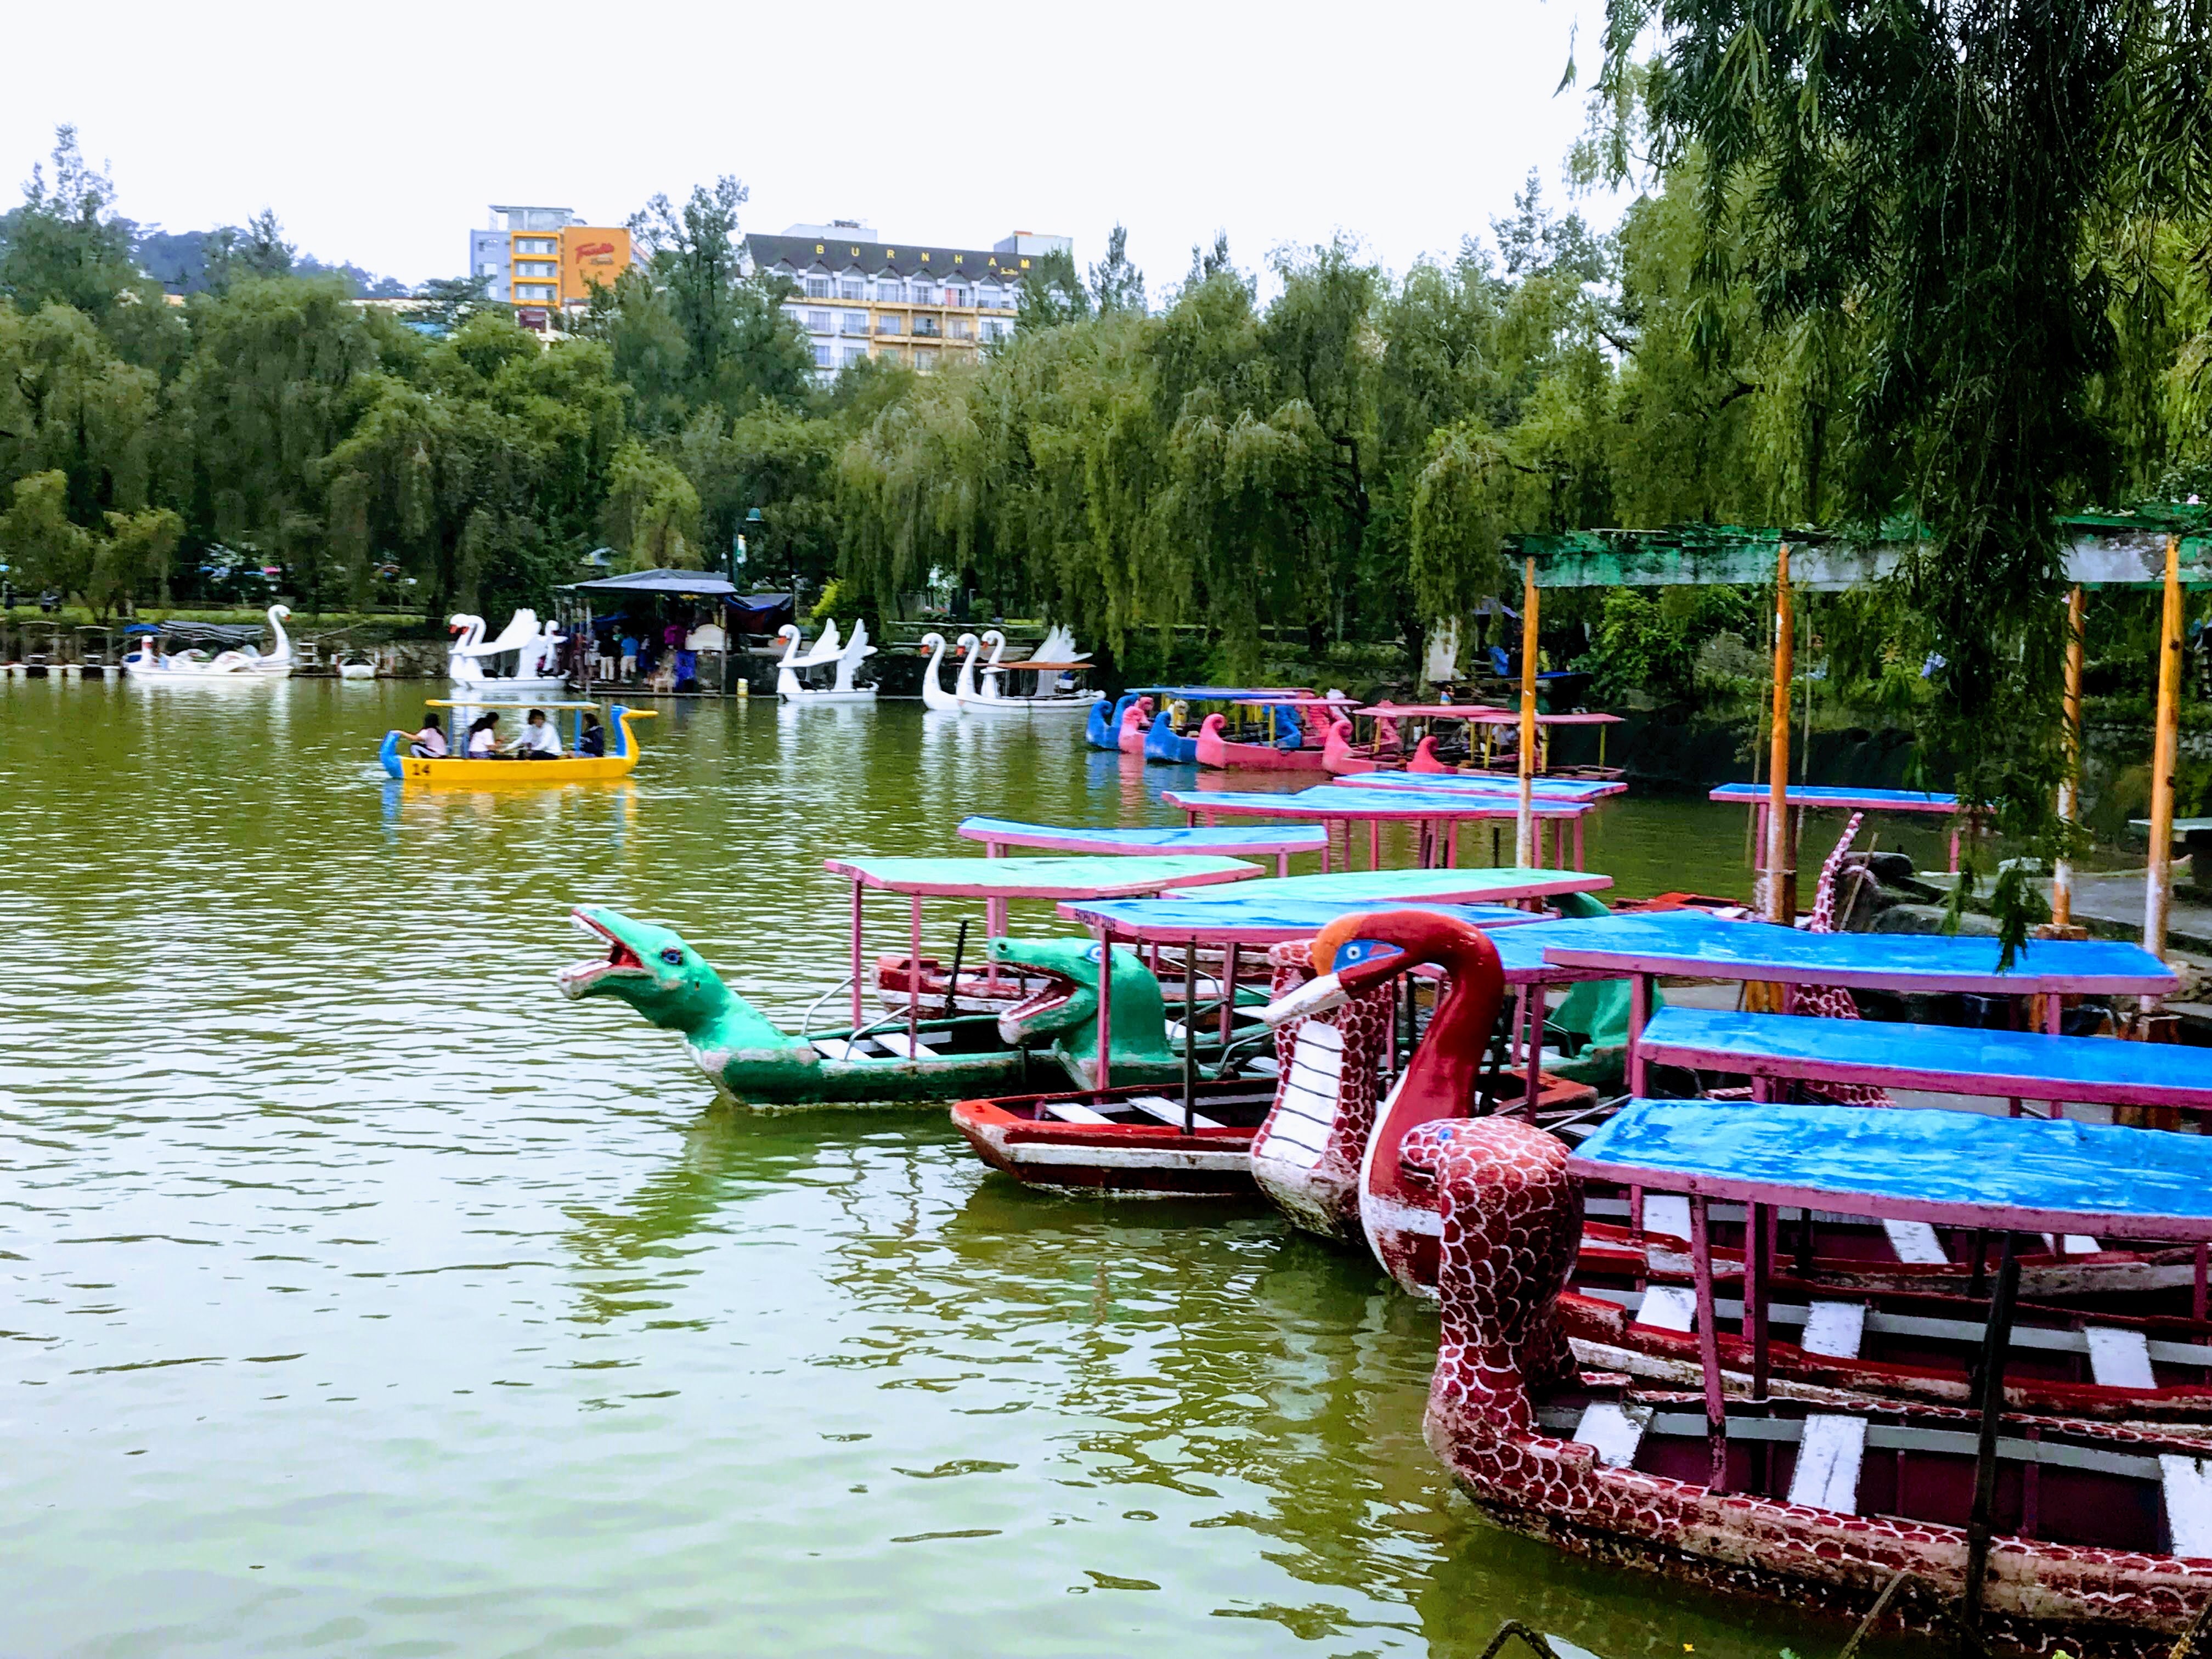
2 19 2208 918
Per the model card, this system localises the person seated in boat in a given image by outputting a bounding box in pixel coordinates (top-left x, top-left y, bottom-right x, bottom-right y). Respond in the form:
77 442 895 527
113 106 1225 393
409 713 448 758
516 708 563 759
576 712 606 757
466 712 501 758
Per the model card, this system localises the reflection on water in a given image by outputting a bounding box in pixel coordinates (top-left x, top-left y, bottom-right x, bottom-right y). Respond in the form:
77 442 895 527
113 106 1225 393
0 678 1926 1657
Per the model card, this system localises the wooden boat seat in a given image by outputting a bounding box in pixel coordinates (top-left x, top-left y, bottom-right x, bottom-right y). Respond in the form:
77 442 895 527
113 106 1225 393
811 1038 878 1061
1040 1100 1116 1125
1787 1414 1869 1513
1570 1401 1650 1468
2087 1327 2158 1390
1643 1194 1692 1240
1638 1003 2212 1118
1123 1094 1224 1131
1882 1220 1949 1264
1244 1054 1282 1077
872 1032 940 1059
2045 1231 2104 1254
1633 1285 1698 1333
1799 1301 1867 1359
2164 1455 2212 1557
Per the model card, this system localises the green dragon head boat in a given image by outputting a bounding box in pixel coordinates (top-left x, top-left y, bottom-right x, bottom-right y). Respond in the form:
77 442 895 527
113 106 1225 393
556 905 1188 1108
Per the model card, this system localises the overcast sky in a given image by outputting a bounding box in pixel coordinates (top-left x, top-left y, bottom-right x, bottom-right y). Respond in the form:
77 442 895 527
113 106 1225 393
6 0 1637 294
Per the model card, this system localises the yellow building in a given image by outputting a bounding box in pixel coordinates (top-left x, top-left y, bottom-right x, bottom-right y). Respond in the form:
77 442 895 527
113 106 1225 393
742 221 1070 379
472 206 632 328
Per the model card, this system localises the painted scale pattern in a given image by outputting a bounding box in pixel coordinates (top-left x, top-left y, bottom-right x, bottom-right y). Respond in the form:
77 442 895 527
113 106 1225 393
1249 943 1391 1239
1412 1116 2212 1659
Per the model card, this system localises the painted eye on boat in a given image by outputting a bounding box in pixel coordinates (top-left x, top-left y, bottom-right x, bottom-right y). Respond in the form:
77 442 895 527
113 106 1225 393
1331 938 1391 970
659 947 684 965
1083 943 1103 963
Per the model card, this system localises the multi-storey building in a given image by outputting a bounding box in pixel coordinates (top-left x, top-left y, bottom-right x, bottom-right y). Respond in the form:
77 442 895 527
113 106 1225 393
741 222 1071 379
467 205 633 329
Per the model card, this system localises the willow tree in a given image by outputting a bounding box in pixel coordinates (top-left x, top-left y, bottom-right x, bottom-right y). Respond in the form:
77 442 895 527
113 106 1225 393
1594 0 2212 904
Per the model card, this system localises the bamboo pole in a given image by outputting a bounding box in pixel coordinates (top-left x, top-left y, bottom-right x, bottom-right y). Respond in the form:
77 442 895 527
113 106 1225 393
2144 534 2183 965
1515 557 1539 866
2053 585 2085 927
1765 544 1795 923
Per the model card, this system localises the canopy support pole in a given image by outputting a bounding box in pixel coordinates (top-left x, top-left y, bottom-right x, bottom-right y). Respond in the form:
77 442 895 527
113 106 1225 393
1515 557 1538 865
1182 941 1198 1134
2053 585 2085 926
850 881 866 1031
1766 544 1796 923
1690 1195 1728 1492
2146 534 2182 970
1963 1233 2021 1637
1093 924 1113 1091
907 895 922 1048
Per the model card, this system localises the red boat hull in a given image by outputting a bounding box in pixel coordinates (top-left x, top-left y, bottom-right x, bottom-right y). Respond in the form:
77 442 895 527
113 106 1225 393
950 1079 1276 1196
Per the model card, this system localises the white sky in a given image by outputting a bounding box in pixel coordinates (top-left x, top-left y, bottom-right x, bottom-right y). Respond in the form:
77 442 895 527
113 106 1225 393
5 0 1636 294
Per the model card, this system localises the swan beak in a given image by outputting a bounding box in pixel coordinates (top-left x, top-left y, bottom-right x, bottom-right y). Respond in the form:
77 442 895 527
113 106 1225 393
1260 972 1347 1028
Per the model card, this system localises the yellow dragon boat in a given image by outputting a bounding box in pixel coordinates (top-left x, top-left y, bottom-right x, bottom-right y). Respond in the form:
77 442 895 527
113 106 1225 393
380 699 654 785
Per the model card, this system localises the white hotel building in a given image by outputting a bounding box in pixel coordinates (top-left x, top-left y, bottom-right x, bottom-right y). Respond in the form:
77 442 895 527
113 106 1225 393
741 222 1071 380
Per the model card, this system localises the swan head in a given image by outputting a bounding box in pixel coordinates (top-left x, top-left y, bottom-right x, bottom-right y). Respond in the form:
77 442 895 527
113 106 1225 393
1260 910 1498 1028
270 605 292 622
919 631 945 653
556 905 730 1031
955 632 978 656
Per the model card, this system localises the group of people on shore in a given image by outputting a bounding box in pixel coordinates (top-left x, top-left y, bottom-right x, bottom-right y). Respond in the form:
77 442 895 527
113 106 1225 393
407 708 603 760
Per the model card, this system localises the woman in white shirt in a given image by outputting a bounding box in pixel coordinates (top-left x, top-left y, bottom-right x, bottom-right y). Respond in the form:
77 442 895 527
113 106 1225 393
518 709 563 759
466 714 501 758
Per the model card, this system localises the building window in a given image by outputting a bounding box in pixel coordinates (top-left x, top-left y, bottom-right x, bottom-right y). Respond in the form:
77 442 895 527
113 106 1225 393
876 314 903 335
882 347 906 365
910 283 935 306
806 309 833 333
804 276 831 298
877 281 905 303
945 285 969 307
839 279 864 300
946 317 970 340
515 236 557 256
515 283 557 302
915 348 938 372
843 346 870 366
912 317 941 338
814 343 833 368
841 312 870 335
981 319 1008 341
515 260 557 279
478 261 502 276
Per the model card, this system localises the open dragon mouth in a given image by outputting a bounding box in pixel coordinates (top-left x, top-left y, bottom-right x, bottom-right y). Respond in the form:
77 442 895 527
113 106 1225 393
995 967 1080 1041
555 909 648 998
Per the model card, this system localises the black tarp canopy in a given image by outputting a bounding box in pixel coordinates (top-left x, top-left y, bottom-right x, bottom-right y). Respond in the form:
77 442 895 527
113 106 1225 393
562 570 740 597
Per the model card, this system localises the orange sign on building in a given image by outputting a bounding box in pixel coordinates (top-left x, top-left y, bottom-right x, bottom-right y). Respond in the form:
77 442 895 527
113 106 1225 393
560 226 631 303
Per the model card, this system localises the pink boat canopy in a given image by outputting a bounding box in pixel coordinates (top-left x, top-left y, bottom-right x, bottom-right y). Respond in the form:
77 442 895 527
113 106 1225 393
823 853 1260 900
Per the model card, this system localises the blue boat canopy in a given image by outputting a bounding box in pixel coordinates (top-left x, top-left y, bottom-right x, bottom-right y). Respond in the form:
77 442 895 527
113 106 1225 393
1568 1099 2212 1241
1062 895 1539 944
956 817 1327 854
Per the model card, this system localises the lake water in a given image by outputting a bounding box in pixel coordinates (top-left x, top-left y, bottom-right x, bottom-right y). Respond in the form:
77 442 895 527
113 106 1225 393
0 680 1937 1658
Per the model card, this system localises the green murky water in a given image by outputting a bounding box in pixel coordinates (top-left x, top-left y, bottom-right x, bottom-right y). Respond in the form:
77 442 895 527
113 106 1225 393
0 681 1946 1658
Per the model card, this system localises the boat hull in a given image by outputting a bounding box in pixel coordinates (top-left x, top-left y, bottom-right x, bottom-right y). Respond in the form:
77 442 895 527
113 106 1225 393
1196 721 1325 771
951 1080 1276 1195
390 754 642 784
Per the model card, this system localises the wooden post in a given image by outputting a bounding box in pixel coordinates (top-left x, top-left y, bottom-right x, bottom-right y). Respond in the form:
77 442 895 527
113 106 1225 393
1515 557 1539 866
1766 544 1795 923
2146 534 2182 967
2053 585 2085 926
1690 1195 1729 1492
1093 924 1113 1090
1963 1233 2021 1635
1182 940 1198 1133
